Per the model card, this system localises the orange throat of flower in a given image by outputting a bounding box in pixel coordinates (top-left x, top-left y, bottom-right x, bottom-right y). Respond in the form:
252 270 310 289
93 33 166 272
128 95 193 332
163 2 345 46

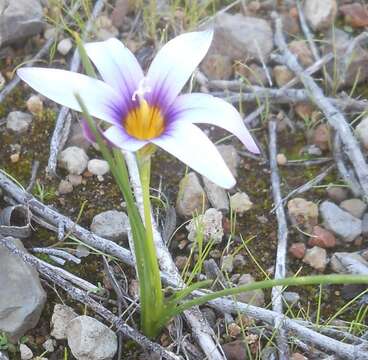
124 99 165 140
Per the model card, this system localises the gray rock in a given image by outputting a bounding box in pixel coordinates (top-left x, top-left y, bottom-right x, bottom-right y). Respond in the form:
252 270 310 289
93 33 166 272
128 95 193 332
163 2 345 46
19 344 33 360
57 38 73 56
283 291 300 306
51 304 77 340
233 254 246 268
90 210 129 242
42 338 55 353
186 208 224 244
66 315 117 360
356 117 368 150
320 201 362 242
87 159 109 178
58 179 73 195
303 246 327 272
236 274 265 307
0 0 43 47
230 192 254 214
203 177 229 211
211 13 273 61
326 185 348 203
176 172 208 217
0 238 46 341
6 111 32 134
304 0 337 31
330 252 368 274
217 144 240 177
340 198 367 219
59 146 89 175
221 255 234 273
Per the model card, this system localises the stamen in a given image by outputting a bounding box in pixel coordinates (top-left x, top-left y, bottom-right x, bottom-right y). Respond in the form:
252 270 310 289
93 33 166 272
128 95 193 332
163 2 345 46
132 77 152 102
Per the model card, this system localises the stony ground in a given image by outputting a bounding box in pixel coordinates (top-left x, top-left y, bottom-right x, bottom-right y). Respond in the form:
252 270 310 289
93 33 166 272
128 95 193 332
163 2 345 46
0 0 368 359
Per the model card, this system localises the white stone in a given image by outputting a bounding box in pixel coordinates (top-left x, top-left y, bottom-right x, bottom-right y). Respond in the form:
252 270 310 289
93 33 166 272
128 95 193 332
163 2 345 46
90 210 129 242
304 0 337 31
88 159 109 178
26 95 43 114
303 246 327 272
59 146 89 175
19 344 33 360
6 111 32 133
57 38 73 55
50 304 77 340
66 316 117 360
230 192 253 214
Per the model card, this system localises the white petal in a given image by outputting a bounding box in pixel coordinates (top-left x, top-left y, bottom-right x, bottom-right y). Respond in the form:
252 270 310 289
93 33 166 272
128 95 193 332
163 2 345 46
152 122 235 188
147 30 213 108
17 67 123 125
172 93 260 154
85 38 144 98
103 126 148 152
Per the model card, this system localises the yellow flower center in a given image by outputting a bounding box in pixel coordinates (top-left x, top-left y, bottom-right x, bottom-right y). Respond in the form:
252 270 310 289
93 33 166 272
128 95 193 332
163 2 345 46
124 98 165 140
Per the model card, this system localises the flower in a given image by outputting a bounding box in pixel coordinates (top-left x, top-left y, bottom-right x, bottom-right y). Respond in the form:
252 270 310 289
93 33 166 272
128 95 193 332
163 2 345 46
17 30 259 188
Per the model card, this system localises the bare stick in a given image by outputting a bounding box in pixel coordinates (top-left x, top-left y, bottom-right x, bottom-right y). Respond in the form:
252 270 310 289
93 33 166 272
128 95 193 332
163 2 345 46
47 0 105 176
273 12 368 202
0 236 181 360
123 151 226 360
31 247 81 264
26 160 40 192
268 120 289 359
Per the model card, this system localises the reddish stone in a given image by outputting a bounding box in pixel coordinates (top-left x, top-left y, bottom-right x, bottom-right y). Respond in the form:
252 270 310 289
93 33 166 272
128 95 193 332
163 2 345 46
289 243 306 259
340 3 368 28
313 124 331 151
309 225 336 248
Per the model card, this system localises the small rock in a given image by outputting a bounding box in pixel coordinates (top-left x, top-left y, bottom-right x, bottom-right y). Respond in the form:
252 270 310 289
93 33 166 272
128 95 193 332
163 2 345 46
67 174 83 186
222 340 248 360
211 13 274 61
273 65 294 87
0 72 5 91
326 185 348 203
217 144 240 177
320 201 362 242
356 117 368 150
309 225 336 248
235 63 269 86
340 3 368 28
291 353 308 360
289 243 306 259
236 274 265 306
6 111 32 134
203 177 229 211
295 102 314 120
186 208 224 244
44 27 57 40
58 179 73 195
303 246 327 272
19 344 33 360
305 144 322 156
51 304 77 340
330 252 368 274
174 256 188 271
276 153 287 166
59 146 89 175
66 316 117 360
43 339 55 353
88 159 110 179
230 192 253 214
228 323 241 337
288 40 314 67
233 254 246 268
283 291 300 306
221 255 234 273
57 38 73 56
281 11 300 36
288 198 318 230
312 123 331 151
201 53 233 80
26 95 43 114
304 0 337 31
10 153 20 163
176 172 208 217
90 210 129 242
340 198 367 219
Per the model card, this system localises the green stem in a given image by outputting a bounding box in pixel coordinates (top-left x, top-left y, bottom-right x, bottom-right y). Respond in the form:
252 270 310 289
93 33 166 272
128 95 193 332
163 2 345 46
156 274 368 331
136 149 164 337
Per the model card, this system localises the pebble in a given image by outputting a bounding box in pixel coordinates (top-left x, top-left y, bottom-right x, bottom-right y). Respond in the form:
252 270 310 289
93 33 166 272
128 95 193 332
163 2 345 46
174 256 188 271
0 72 5 91
6 111 32 134
10 153 20 163
340 3 368 28
203 177 229 211
59 146 89 175
273 65 294 87
58 179 73 195
340 198 367 219
19 344 33 360
66 316 117 360
201 53 233 80
90 210 129 242
87 159 110 179
312 123 331 151
236 274 265 307
222 340 247 360
233 254 246 268
234 63 269 86
304 0 337 31
289 243 306 259
228 323 241 337
330 252 368 274
221 255 234 273
57 38 73 55
356 116 368 150
303 246 327 272
26 95 43 114
67 174 83 186
291 353 308 360
230 192 253 214
42 339 55 353
320 201 362 242
287 198 318 230
309 225 336 248
283 291 300 306
50 304 77 340
186 208 224 244
276 153 287 166
288 40 314 67
176 172 208 217
326 185 348 203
